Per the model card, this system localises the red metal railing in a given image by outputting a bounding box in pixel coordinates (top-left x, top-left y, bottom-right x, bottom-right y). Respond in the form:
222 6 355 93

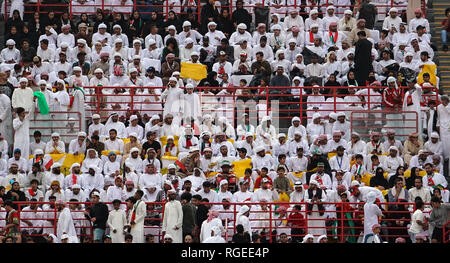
81 85 438 133
2 0 424 24
444 221 450 243
6 200 445 243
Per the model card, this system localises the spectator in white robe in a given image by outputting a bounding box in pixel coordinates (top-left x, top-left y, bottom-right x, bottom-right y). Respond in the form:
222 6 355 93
103 113 126 138
423 132 443 157
363 191 382 239
200 209 224 243
57 25 75 48
81 166 105 193
229 23 253 46
68 132 87 155
88 114 105 139
125 115 144 141
50 80 70 133
161 77 184 125
1 39 21 66
306 113 325 144
304 180 327 237
383 146 404 177
256 116 277 140
82 149 103 173
44 133 65 154
107 199 128 243
322 6 340 31
162 189 183 243
64 163 83 191
382 8 403 32
409 9 430 33
183 84 202 123
0 90 12 144
56 200 79 243
12 78 34 112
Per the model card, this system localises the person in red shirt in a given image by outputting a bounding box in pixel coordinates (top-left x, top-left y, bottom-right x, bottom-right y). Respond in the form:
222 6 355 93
253 167 273 190
442 8 450 51
287 204 305 243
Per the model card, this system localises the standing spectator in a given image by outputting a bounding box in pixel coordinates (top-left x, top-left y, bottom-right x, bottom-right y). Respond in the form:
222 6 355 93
354 31 373 87
428 196 450 243
232 1 252 31
408 200 427 243
363 191 382 240
181 192 196 239
200 0 219 34
162 189 183 243
107 199 128 243
85 191 109 242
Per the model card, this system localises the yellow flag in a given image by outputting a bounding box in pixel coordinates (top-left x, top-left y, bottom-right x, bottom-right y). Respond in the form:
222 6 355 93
159 136 179 147
62 154 85 175
180 62 207 81
417 64 437 85
232 158 252 178
49 153 67 162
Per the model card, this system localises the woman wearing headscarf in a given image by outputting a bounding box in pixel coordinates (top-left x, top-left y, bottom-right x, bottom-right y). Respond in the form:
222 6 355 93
370 167 389 191
388 165 407 189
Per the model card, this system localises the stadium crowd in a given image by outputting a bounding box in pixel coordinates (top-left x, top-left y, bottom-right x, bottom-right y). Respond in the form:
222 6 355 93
0 0 449 244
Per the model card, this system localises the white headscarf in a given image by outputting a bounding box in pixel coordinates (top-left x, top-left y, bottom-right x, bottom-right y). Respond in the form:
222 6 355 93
366 191 377 204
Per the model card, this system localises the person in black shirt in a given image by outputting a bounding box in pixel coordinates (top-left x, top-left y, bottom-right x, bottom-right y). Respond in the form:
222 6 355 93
5 181 26 209
200 0 220 34
232 224 251 243
232 1 252 30
370 167 389 191
141 131 162 159
217 8 234 38
0 72 14 99
85 192 109 243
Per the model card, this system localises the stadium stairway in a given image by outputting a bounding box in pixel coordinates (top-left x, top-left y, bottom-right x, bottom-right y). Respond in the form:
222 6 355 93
431 0 450 94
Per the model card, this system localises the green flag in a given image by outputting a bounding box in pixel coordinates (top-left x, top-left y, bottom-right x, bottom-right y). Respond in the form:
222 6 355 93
32 91 50 115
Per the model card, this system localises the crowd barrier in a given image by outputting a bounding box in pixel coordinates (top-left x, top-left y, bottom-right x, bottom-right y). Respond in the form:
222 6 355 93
80 85 437 136
1 0 425 23
6 200 449 243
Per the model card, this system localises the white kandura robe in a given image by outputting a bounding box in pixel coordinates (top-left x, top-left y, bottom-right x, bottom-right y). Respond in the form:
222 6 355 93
363 202 382 238
0 94 12 143
70 88 86 132
162 200 183 243
108 209 128 243
129 199 146 243
402 86 423 139
437 103 450 159
57 207 79 243
161 86 184 125
13 105 34 159
200 217 224 243
305 189 327 237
